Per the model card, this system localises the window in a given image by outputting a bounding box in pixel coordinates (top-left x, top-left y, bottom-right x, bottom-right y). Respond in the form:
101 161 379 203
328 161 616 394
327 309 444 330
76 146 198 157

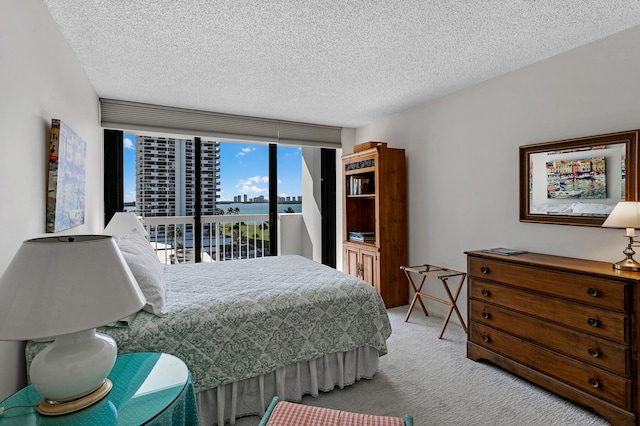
106 129 334 264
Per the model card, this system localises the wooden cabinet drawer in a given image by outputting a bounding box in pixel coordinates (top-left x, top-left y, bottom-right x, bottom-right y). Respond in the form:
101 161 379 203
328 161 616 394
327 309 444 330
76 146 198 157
470 279 628 344
468 257 627 312
470 323 631 409
470 300 629 376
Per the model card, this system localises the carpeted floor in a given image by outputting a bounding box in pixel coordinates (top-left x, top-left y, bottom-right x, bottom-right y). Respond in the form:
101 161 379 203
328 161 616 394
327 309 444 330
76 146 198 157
235 306 610 425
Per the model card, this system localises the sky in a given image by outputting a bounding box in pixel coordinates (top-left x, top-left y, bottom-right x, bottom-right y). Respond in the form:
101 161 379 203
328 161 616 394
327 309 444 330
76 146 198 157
123 134 302 202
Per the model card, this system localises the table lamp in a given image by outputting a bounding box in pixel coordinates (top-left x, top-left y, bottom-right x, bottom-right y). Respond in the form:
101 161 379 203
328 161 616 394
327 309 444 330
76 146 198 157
602 201 640 271
0 235 145 415
104 211 148 236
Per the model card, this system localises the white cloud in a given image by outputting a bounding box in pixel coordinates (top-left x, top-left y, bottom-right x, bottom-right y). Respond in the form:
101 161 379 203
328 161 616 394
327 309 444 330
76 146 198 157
240 184 265 194
123 136 135 150
236 147 254 157
240 176 269 185
236 176 268 194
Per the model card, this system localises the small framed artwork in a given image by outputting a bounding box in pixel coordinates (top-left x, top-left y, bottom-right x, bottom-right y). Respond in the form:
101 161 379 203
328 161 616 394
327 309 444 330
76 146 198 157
519 130 639 226
46 119 87 233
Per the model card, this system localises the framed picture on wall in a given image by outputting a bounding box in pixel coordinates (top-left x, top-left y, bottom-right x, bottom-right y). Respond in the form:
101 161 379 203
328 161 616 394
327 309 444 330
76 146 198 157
46 119 87 233
519 130 640 226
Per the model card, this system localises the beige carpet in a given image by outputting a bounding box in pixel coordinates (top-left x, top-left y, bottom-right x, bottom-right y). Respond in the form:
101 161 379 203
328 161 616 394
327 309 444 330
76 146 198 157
235 306 610 425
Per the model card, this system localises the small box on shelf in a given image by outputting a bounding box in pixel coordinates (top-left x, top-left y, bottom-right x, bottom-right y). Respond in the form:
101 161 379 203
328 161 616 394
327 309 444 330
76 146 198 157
353 141 387 153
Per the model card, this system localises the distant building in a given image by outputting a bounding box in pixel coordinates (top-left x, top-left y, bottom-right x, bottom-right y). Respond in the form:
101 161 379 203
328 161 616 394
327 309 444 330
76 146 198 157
136 136 220 217
277 195 302 203
243 194 248 202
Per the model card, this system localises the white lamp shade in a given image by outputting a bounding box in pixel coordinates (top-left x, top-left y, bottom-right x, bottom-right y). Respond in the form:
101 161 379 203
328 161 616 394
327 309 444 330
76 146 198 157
0 235 145 341
104 212 148 236
602 202 640 229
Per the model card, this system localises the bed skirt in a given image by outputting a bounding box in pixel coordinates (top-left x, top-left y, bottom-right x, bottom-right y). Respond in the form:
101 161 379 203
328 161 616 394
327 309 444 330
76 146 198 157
196 346 381 425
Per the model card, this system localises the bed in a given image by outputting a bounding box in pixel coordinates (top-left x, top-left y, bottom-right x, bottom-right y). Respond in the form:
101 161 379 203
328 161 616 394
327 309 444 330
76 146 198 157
26 234 392 425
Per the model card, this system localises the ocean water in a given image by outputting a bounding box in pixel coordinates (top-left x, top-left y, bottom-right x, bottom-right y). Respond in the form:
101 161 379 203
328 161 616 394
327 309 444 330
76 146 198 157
217 202 301 214
125 202 301 215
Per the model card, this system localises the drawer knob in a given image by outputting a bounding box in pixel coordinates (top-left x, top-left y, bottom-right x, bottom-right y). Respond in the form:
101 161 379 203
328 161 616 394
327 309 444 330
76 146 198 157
587 318 600 327
481 289 490 297
586 288 599 297
481 311 490 319
588 348 600 358
588 378 600 388
480 267 489 274
482 335 490 342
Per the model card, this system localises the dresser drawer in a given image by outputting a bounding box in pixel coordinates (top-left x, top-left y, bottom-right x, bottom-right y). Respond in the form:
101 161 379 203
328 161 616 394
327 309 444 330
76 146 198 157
470 279 628 344
468 257 627 312
470 300 629 376
470 323 631 409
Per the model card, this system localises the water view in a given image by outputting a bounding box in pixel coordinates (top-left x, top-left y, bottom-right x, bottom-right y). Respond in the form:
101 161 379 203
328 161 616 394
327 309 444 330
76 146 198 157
125 202 302 215
216 202 302 214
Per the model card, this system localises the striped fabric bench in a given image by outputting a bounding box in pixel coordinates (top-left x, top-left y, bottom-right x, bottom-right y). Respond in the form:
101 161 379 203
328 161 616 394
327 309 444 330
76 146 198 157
258 397 413 426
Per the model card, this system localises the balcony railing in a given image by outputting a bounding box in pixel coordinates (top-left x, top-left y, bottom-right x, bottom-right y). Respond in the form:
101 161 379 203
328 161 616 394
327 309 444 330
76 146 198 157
143 214 270 264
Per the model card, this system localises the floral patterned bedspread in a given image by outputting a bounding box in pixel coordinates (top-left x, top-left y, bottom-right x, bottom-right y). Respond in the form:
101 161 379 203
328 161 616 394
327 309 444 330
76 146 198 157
26 255 392 393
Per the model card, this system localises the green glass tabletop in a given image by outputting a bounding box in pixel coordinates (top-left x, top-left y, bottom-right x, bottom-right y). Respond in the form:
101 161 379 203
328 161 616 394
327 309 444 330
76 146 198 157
0 352 197 425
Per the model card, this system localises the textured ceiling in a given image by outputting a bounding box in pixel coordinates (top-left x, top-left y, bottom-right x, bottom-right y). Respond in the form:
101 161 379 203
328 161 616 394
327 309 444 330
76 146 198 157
44 1 640 128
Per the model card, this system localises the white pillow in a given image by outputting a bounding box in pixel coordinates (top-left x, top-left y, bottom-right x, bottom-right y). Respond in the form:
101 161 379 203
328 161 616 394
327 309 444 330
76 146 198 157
114 234 168 317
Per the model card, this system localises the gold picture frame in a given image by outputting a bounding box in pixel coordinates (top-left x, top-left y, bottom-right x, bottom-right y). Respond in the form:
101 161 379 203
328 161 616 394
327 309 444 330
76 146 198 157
519 130 639 226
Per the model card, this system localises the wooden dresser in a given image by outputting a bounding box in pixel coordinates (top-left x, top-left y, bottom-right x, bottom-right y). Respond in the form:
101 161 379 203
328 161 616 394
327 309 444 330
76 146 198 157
466 250 640 425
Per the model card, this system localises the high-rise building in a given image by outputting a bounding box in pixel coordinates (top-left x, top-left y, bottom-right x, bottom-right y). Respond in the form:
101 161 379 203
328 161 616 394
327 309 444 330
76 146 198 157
136 136 220 217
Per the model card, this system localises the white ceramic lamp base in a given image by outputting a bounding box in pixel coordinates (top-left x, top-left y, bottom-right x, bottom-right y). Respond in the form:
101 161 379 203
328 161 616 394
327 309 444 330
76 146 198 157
30 328 117 415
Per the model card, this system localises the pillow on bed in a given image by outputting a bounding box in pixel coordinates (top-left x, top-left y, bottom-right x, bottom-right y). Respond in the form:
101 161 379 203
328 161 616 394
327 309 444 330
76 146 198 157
114 233 168 317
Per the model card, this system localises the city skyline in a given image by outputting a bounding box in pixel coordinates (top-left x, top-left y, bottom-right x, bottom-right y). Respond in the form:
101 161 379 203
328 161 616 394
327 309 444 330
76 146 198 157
123 134 302 203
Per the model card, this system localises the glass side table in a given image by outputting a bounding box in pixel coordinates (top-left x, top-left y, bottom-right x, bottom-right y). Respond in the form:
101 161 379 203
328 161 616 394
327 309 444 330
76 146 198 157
0 352 198 425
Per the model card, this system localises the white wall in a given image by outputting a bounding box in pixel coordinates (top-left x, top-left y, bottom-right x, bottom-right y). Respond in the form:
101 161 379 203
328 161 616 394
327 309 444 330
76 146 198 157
278 213 303 255
353 24 640 322
0 0 101 400
301 147 322 261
